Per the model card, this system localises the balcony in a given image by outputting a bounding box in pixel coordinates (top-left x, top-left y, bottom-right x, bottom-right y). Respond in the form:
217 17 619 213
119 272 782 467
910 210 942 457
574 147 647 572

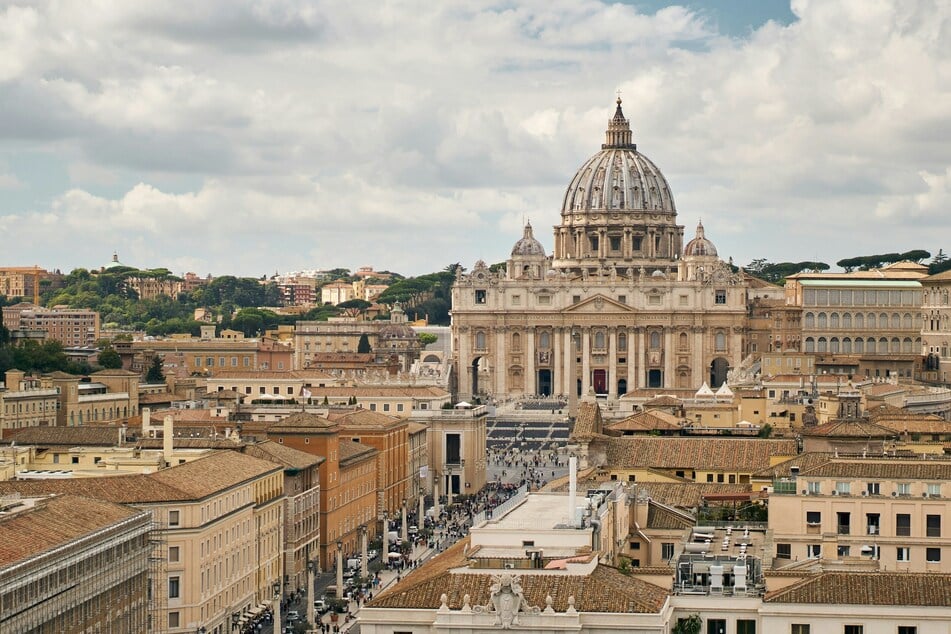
837 524 851 536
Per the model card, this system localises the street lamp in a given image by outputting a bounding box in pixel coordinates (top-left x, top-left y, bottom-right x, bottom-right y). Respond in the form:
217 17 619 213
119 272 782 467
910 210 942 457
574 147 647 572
418 487 425 530
306 560 318 628
197 627 207 634
272 579 282 632
230 611 240 631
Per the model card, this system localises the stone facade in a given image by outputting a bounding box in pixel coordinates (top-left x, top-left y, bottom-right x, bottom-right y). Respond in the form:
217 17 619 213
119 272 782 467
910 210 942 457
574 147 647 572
452 100 748 404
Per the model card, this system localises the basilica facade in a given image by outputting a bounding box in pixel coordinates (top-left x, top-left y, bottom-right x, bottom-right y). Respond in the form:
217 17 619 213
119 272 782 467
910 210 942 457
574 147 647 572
451 99 749 403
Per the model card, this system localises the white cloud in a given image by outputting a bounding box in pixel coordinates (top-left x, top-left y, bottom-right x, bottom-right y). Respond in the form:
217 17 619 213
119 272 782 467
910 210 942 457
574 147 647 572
1 0 950 275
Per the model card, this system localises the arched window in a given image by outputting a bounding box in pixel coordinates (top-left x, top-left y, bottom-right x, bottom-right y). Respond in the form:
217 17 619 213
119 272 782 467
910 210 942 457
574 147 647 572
817 313 827 328
890 338 900 353
902 337 913 353
854 313 863 328
475 331 486 350
617 332 627 350
830 337 840 353
843 337 852 353
805 312 815 329
902 313 912 329
880 313 889 327
715 332 727 352
679 332 689 349
867 313 876 328
805 337 815 353
878 337 888 352
891 313 900 329
512 332 521 351
594 331 605 349
817 337 828 353
855 337 865 353
843 313 852 328
830 313 839 329
539 331 550 350
650 331 661 349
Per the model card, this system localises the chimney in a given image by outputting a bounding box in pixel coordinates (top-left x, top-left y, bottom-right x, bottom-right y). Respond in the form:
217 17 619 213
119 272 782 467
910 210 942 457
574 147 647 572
569 456 578 526
790 465 800 480
119 423 128 447
142 407 152 436
163 415 174 467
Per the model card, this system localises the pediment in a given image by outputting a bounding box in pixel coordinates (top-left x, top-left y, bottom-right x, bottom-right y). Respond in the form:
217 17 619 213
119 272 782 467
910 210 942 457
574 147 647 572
562 294 633 314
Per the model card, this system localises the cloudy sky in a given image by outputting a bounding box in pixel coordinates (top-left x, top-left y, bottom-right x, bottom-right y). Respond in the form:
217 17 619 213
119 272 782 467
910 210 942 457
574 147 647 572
1 0 949 278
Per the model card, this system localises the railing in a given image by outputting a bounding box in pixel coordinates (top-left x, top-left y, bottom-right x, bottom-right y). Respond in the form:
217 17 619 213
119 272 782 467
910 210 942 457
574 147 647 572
471 484 528 526
837 524 851 535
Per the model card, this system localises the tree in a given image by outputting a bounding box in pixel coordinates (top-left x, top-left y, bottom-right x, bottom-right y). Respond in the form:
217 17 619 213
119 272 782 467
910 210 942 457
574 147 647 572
339 299 372 318
418 332 438 346
672 614 703 634
98 345 122 369
357 334 372 353
145 356 165 384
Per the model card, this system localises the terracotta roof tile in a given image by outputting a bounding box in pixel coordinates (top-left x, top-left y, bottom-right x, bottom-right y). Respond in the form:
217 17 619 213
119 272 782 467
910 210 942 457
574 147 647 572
802 420 898 438
764 571 951 606
242 440 324 470
326 408 405 429
606 410 682 433
646 501 694 530
633 482 753 509
599 437 797 471
269 412 336 431
369 538 668 613
799 457 951 480
0 494 146 567
339 439 377 464
572 402 603 439
3 426 123 446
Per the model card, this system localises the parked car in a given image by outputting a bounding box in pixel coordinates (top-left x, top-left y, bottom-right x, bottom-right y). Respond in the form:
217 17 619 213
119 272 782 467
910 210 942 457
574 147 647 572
314 599 328 614
286 610 300 623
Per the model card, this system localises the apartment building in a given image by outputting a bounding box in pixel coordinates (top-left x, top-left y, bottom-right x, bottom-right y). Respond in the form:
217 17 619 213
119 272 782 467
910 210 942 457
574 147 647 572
921 269 951 385
0 266 49 301
770 456 951 572
0 450 285 634
266 412 377 568
47 369 140 427
206 369 337 401
131 336 294 376
415 404 488 498
0 494 153 634
2 302 100 347
306 385 451 415
243 441 322 595
0 369 59 433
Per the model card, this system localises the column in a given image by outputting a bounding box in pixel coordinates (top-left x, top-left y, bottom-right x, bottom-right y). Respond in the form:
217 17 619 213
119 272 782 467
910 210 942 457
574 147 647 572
599 229 607 258
732 328 743 369
275 578 283 634
458 328 471 400
626 327 637 390
693 328 704 389
562 329 573 396
525 327 536 395
381 516 388 560
360 526 368 579
608 328 618 400
335 542 343 593
495 328 506 396
433 481 440 518
664 328 674 388
623 228 632 258
418 490 425 530
401 500 408 542
638 328 647 389
576 229 584 259
581 328 591 396
304 562 314 627
553 327 563 397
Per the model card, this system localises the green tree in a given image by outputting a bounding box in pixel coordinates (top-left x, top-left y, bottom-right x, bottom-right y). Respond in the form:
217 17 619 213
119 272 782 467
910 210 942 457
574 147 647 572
357 333 372 353
145 356 165 384
418 332 438 346
672 614 703 634
98 345 122 369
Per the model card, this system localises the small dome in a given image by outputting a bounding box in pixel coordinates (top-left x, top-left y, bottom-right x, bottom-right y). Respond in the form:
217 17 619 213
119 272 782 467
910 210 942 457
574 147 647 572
684 221 718 257
511 222 546 257
379 323 416 340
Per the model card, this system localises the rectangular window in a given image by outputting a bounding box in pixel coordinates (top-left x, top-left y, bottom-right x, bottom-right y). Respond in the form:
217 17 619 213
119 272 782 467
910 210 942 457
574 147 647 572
737 620 756 634
511 294 521 305
896 513 911 536
168 612 180 628
808 481 821 494
898 628 917 634
706 619 726 634
618 295 626 304
369 404 376 411
633 236 643 251
661 543 675 560
926 514 941 537
843 627 863 634
866 482 880 495
397 403 404 412
383 403 390 412
168 576 180 599
475 290 487 304
926 547 941 563
896 547 910 562
791 626 810 634
806 511 821 525
776 543 791 559
926 483 941 497
897 482 911 496
610 236 621 251
168 546 180 563
538 295 551 305
807 544 821 558
866 513 880 535
243 357 250 367
835 481 851 495
715 289 727 304
572 295 581 304
168 510 180 527
206 357 214 366
679 294 688 306
837 511 851 535
589 235 599 251
194 357 201 367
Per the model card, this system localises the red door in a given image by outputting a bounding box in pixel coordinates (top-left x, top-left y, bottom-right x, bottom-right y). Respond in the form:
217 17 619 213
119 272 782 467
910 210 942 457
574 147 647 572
593 369 607 394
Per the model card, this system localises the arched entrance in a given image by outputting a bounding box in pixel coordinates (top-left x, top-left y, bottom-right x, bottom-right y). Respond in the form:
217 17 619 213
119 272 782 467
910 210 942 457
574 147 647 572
617 378 628 396
471 357 483 396
537 369 552 396
710 357 730 388
593 369 607 395
648 369 663 388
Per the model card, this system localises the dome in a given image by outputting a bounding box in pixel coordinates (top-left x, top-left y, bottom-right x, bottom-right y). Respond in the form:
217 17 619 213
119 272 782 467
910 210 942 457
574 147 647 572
683 221 717 257
560 98 676 216
511 222 546 257
379 322 416 340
